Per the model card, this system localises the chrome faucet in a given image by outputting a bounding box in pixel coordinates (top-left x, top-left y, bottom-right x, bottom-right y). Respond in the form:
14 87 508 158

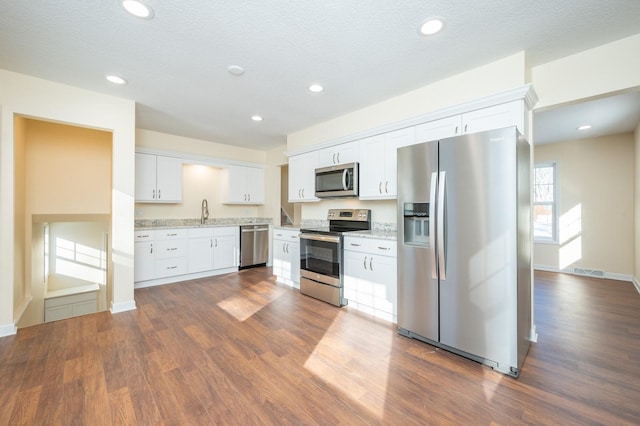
201 199 209 224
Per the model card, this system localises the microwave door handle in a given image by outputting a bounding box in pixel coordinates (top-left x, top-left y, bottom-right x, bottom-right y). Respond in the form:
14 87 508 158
342 168 349 190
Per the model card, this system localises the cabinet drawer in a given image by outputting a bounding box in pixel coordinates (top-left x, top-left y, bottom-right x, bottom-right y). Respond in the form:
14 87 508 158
187 227 214 238
155 239 187 258
344 237 397 256
213 226 238 237
155 257 187 277
134 230 155 241
273 229 299 241
156 229 186 240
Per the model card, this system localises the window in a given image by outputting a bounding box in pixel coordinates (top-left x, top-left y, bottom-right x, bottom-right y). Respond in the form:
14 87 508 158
533 162 558 242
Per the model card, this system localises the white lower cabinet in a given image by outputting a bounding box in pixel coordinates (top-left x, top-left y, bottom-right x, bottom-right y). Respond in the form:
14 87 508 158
134 226 241 288
273 229 300 288
343 237 397 322
213 227 239 270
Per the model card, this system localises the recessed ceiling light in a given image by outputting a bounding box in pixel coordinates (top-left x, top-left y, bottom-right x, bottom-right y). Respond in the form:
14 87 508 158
228 65 245 76
419 17 445 36
251 115 263 122
308 84 324 93
106 75 127 85
121 0 154 19
577 124 592 130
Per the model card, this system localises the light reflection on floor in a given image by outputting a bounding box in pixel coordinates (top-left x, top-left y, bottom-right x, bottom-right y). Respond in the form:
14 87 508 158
303 311 392 420
217 280 287 321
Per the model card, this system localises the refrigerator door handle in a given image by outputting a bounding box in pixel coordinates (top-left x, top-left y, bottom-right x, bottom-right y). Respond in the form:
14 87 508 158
437 170 446 280
429 172 438 279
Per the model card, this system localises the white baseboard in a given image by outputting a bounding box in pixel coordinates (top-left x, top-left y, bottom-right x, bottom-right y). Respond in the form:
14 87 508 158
534 264 633 283
134 267 238 289
110 300 137 314
0 322 17 337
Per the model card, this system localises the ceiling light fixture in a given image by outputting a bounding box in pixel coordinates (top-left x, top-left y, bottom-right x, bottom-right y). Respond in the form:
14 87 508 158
228 65 245 76
251 115 263 122
308 84 324 93
121 0 154 19
106 75 127 85
577 124 592 130
419 17 445 36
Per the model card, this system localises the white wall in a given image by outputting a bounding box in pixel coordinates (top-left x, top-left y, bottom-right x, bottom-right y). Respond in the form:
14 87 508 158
534 134 635 278
0 69 136 335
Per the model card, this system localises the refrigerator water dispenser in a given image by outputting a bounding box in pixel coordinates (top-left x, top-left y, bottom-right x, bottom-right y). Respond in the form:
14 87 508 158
403 202 429 246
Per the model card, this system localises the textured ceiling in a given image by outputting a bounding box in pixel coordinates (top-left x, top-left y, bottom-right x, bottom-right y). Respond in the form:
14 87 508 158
1 1 640 150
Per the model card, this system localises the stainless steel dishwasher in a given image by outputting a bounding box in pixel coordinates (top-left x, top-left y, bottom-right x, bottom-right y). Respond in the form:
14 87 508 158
239 225 269 269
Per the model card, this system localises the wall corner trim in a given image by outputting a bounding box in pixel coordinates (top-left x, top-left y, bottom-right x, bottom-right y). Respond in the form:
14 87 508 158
633 276 640 295
0 323 18 338
110 300 137 314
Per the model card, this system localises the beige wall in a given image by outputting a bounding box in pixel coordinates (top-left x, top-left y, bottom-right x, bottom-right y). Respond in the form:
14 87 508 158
532 34 640 109
25 120 112 215
13 116 27 312
288 53 528 224
135 129 281 221
1 69 136 334
635 123 640 287
288 52 527 151
534 134 634 277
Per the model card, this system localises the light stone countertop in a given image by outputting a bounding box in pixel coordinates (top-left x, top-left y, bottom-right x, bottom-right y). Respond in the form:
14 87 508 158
344 230 397 241
135 217 272 230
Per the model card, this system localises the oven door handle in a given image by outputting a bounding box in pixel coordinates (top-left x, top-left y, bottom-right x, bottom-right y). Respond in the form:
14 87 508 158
300 233 341 244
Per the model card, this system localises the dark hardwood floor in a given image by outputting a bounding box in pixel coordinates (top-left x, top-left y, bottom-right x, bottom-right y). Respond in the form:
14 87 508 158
1 269 640 425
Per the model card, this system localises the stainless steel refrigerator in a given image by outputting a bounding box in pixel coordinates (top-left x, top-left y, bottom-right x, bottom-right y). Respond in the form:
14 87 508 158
397 126 532 377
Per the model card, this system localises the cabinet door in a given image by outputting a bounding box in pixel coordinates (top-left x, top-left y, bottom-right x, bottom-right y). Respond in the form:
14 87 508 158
288 152 318 202
134 241 155 281
317 141 359 167
213 235 237 269
188 237 214 273
462 101 524 135
358 135 386 199
135 153 157 202
156 156 182 202
415 115 462 144
343 250 364 302
222 166 247 203
288 240 300 287
245 167 265 204
367 255 397 321
272 239 287 279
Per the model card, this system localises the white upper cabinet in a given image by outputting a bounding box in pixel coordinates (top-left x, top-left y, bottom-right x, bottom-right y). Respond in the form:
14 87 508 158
317 141 359 167
415 115 463 144
461 101 524 135
221 165 265 204
135 153 182 203
359 127 414 200
288 151 319 202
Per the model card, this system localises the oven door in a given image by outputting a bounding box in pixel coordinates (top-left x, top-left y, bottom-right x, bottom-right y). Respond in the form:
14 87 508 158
299 233 341 282
299 233 344 306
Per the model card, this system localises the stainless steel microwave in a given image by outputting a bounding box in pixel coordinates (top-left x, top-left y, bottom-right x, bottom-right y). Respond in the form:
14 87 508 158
315 162 359 198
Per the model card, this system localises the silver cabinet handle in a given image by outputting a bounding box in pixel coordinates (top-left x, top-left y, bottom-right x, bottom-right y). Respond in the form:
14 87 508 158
455 126 459 134
350 243 361 247
301 188 304 198
378 246 391 250
152 189 156 199
337 153 340 163
385 181 388 193
158 189 161 199
378 182 382 194
332 153 336 164
286 243 289 254
167 266 177 270
215 238 218 247
210 239 213 248
369 257 373 271
136 234 150 239
464 124 468 133
363 256 367 270
150 243 153 254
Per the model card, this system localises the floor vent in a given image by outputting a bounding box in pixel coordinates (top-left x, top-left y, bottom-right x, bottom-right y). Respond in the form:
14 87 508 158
573 268 605 278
